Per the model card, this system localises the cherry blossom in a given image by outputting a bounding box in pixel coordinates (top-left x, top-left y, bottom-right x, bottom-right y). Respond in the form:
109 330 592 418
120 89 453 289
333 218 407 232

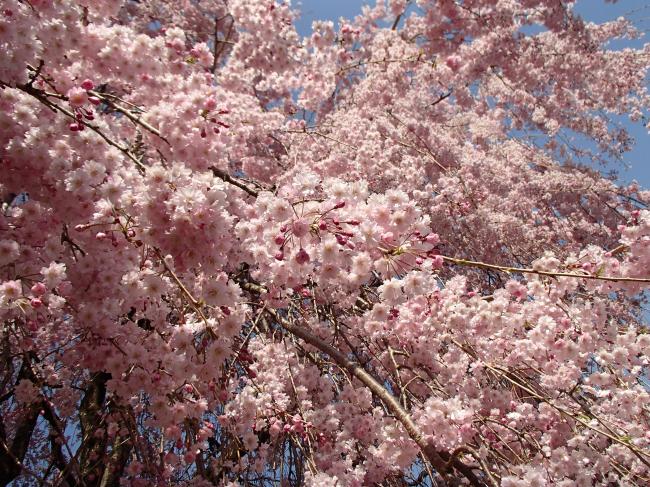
1 0 650 486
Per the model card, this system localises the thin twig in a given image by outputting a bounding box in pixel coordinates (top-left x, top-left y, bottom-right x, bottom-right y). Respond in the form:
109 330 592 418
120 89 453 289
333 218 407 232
442 255 650 283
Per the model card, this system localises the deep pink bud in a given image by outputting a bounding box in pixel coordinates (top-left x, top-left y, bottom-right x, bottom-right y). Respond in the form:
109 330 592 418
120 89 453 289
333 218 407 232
96 232 107 240
88 96 101 105
69 123 80 132
295 248 310 265
80 79 94 90
347 219 360 226
334 200 345 209
274 234 285 245
335 234 347 245
319 220 328 230
30 298 43 308
274 251 284 261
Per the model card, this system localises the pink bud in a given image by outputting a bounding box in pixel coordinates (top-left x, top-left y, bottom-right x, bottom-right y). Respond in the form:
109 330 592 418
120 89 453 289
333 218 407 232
381 232 394 243
69 123 80 132
295 248 310 265
318 220 328 230
274 251 284 261
183 384 193 393
334 200 345 209
96 232 107 240
30 298 43 308
347 219 360 226
88 96 101 105
431 255 444 269
31 282 47 296
445 55 462 72
425 233 440 245
335 234 347 246
274 234 285 245
292 219 309 238
80 79 94 90
3 9 13 17
415 257 424 265
205 97 218 111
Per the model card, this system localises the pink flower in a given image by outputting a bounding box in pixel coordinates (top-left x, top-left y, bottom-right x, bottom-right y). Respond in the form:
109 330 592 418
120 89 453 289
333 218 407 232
1 280 22 300
67 87 88 107
0 239 20 266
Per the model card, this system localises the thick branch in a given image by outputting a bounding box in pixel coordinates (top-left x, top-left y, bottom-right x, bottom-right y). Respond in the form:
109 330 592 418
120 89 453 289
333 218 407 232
0 357 41 486
210 166 259 197
265 309 449 476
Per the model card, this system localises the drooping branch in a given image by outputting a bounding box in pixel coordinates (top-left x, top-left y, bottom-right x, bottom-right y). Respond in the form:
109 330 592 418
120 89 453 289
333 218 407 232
264 309 451 477
9 82 147 173
441 255 650 283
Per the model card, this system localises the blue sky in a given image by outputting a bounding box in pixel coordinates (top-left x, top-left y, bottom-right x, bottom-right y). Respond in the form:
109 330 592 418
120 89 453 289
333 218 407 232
293 0 650 189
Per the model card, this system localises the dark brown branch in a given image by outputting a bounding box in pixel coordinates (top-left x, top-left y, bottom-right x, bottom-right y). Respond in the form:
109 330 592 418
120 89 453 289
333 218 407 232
0 357 42 486
210 166 259 197
9 82 147 173
265 309 449 478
